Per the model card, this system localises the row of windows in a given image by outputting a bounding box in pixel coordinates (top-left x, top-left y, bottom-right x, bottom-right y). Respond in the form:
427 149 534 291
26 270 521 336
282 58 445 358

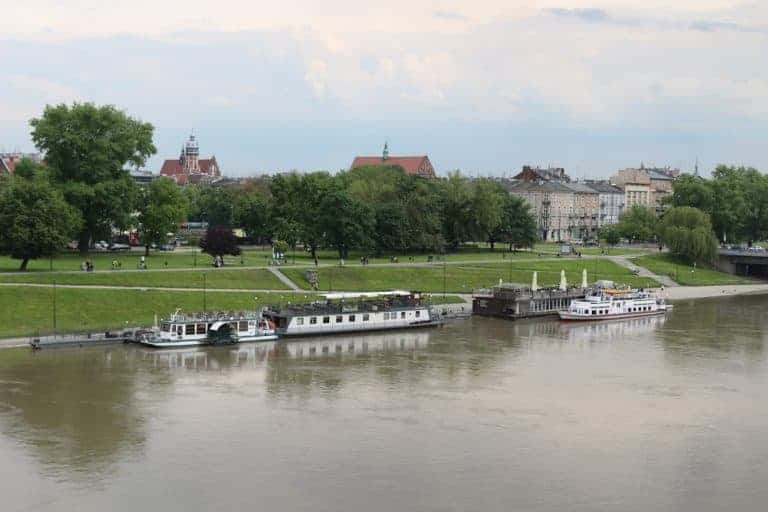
166 321 252 336
294 311 421 326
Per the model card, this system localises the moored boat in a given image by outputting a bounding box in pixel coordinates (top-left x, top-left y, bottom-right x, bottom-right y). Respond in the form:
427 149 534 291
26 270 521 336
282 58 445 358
558 288 671 321
261 291 441 337
139 309 278 348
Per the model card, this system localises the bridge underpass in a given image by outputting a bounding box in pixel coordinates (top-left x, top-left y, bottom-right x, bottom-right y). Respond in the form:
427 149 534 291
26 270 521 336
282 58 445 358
716 250 768 279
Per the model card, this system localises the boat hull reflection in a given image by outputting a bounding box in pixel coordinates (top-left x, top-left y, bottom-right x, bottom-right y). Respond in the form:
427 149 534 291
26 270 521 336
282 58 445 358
139 330 432 370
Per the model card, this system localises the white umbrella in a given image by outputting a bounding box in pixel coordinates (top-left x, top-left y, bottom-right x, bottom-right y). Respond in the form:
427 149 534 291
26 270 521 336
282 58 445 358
559 270 567 291
153 314 158 328
531 271 538 291
582 268 588 288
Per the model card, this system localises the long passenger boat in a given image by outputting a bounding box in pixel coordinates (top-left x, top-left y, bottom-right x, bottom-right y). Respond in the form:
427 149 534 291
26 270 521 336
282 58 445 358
139 309 278 348
261 291 441 337
558 288 671 321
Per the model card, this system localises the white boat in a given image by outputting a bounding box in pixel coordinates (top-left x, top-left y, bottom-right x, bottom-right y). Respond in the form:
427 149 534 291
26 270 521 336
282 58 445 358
261 291 441 337
558 288 671 321
139 309 278 348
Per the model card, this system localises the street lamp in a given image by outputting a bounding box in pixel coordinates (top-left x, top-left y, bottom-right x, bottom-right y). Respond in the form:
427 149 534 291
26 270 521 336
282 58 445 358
203 273 207 312
52 279 57 336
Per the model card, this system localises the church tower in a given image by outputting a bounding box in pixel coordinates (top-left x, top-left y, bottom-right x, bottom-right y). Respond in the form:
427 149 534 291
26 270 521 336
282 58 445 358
182 134 200 174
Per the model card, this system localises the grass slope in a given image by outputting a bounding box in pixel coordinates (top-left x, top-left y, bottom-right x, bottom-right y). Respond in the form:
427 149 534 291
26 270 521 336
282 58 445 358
283 259 657 293
632 254 753 286
0 287 466 338
0 268 289 290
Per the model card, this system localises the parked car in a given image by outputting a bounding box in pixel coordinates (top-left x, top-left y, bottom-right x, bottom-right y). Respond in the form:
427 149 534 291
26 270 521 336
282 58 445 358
584 239 599 246
93 241 110 252
159 243 176 251
108 243 131 252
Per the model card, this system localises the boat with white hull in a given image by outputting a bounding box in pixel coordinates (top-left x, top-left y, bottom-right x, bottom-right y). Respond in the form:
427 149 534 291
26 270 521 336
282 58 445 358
262 291 441 337
558 288 671 321
139 310 278 348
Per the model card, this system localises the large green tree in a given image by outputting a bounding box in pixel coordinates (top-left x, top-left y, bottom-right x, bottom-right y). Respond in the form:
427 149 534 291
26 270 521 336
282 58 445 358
137 177 188 256
30 103 155 253
658 206 718 263
319 187 375 259
615 205 658 242
440 172 473 249
471 178 505 250
0 176 81 270
494 194 537 249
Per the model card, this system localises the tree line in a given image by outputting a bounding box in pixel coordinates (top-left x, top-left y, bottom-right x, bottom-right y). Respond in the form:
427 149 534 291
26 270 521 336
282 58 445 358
0 102 537 270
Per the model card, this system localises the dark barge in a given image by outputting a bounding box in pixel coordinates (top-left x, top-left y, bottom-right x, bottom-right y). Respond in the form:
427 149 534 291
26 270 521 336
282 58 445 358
472 284 587 320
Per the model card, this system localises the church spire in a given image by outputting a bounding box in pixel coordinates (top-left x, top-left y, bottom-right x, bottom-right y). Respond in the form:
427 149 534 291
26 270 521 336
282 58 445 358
382 141 389 161
694 157 699 177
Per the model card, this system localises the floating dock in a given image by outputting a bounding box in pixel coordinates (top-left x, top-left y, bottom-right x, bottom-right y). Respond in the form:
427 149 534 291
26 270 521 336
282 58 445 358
472 284 586 320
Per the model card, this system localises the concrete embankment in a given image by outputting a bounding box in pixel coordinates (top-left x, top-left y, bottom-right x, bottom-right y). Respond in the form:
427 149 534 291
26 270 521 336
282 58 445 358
657 284 768 301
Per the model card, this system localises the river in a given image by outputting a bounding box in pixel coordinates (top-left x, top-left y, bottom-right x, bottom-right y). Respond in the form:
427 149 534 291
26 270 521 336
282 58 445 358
1 295 768 511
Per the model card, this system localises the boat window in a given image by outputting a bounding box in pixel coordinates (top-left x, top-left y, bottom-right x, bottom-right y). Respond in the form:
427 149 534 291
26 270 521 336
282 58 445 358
336 315 343 323
401 311 406 319
363 314 370 321
310 317 317 325
415 311 420 318
185 324 195 335
348 315 356 322
323 316 330 324
591 310 596 315
176 325 183 335
161 323 170 332
296 317 304 326
196 323 206 334
383 312 389 320
239 321 248 331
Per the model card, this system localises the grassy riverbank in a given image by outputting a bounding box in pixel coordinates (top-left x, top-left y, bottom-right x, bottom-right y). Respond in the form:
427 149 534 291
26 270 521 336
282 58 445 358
631 254 753 286
283 259 657 293
0 286 466 338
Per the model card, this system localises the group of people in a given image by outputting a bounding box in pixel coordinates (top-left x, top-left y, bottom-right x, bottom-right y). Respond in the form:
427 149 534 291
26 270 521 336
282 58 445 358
359 256 370 265
110 259 123 270
80 260 95 272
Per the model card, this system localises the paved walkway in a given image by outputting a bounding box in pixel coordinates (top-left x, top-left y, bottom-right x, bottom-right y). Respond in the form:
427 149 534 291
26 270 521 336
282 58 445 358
609 255 679 287
268 268 302 291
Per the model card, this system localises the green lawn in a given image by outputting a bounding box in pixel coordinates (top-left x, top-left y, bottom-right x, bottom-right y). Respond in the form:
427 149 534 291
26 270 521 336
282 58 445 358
532 242 651 256
631 254 753 286
0 286 466 338
283 259 657 293
0 245 599 274
0 268 289 290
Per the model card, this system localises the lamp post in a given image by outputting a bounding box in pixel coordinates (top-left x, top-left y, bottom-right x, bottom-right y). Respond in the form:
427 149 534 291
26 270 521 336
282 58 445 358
52 279 57 336
442 250 447 299
203 273 207 312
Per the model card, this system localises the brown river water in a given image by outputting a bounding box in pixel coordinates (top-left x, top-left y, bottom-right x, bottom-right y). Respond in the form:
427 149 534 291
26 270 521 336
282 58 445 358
1 295 768 512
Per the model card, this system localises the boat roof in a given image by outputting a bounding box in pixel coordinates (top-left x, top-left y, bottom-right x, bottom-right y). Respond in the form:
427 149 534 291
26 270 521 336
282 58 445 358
320 290 414 300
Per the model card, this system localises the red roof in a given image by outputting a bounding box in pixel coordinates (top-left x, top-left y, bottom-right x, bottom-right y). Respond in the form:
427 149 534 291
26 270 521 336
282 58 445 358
351 155 436 177
160 157 219 184
0 159 14 174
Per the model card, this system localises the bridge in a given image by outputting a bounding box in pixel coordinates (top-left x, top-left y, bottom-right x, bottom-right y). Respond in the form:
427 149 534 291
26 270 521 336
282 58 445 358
716 249 768 278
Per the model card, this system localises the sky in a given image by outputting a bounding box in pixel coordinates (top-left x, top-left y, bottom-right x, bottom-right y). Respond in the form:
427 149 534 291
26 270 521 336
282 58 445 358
1 0 767 178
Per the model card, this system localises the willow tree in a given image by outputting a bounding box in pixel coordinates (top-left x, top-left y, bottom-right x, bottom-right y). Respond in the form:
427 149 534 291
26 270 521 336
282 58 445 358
658 206 718 263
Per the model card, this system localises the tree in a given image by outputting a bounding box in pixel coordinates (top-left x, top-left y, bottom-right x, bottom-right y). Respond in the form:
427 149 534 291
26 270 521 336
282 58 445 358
615 205 657 242
137 178 188 256
30 103 155 253
0 177 81 270
658 206 718 263
601 225 621 246
495 195 536 249
440 172 473 249
234 190 270 242
318 187 374 259
471 178 505 250
199 226 241 261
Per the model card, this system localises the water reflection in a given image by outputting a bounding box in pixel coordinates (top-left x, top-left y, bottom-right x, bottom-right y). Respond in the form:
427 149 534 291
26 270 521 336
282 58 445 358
0 347 158 482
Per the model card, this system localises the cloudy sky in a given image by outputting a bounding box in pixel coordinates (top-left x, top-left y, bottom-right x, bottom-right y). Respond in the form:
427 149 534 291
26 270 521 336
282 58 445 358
1 0 766 177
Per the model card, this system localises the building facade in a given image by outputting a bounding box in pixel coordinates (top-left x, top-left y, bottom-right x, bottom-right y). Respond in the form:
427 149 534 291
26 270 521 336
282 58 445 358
506 180 574 241
611 165 679 213
351 143 436 178
584 181 625 227
160 134 221 185
563 182 599 240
